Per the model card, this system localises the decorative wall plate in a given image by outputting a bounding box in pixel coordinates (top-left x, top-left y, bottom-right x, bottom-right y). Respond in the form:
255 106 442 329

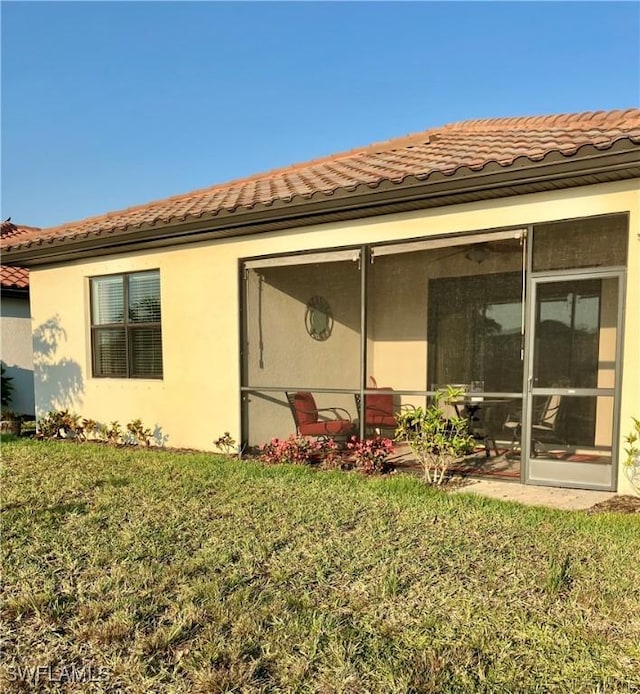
305 295 333 341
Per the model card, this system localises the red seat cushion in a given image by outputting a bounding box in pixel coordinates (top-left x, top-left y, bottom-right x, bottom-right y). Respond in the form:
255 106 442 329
367 414 396 428
365 389 395 428
299 419 354 436
291 392 318 426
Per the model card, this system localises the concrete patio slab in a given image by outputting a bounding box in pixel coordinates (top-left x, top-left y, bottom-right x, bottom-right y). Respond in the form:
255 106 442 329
451 479 617 511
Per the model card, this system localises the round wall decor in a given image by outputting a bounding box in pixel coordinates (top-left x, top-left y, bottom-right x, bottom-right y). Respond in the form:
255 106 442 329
305 295 333 341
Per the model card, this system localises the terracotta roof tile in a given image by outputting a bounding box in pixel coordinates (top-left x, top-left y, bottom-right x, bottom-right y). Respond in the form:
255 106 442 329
1 220 40 243
2 108 639 252
1 222 38 287
0 264 29 290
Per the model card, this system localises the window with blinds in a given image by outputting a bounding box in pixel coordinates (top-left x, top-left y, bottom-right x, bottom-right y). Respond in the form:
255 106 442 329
90 270 163 378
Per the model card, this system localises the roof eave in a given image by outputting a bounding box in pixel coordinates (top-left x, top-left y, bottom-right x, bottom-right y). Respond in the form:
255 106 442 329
4 141 640 268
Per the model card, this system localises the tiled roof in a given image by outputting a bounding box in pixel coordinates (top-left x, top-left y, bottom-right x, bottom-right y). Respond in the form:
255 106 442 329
3 108 640 252
0 265 29 290
1 222 39 289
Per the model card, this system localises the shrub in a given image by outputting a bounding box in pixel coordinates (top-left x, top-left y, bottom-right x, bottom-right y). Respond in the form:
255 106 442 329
106 421 123 445
623 417 640 492
318 438 344 470
395 386 474 485
80 418 101 441
37 412 153 448
346 436 394 474
37 410 83 439
1 362 14 409
257 435 344 466
258 435 322 465
213 431 237 455
126 419 152 446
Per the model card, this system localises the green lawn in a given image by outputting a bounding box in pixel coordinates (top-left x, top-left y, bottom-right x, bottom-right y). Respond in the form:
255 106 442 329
2 440 639 693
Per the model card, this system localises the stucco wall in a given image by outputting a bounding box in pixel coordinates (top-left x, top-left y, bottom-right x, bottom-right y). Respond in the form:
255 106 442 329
1 294 35 416
28 180 639 492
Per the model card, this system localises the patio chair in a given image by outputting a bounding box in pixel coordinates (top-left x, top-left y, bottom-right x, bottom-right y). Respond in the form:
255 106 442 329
503 394 564 456
354 388 396 435
285 391 355 439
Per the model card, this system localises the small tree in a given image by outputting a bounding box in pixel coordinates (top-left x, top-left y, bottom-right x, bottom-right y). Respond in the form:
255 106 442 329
395 386 474 485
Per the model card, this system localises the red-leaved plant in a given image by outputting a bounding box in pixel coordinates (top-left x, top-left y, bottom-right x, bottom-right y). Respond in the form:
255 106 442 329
258 435 343 466
346 436 394 474
318 437 345 470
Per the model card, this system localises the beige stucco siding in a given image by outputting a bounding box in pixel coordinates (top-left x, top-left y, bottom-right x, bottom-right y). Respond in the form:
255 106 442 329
28 179 639 492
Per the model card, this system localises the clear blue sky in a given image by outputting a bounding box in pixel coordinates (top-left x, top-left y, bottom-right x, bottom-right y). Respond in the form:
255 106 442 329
2 1 639 229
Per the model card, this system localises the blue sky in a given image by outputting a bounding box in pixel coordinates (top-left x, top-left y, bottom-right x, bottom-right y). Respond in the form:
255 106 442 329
2 1 639 229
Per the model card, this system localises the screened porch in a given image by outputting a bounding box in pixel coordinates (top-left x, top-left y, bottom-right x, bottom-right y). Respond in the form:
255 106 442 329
240 214 628 488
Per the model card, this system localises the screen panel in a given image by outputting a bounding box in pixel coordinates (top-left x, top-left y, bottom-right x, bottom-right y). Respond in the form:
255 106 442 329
532 215 628 272
367 236 525 395
244 256 361 390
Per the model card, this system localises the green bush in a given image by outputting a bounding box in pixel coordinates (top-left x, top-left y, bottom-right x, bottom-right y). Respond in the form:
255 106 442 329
37 410 154 447
395 386 474 485
1 362 14 409
37 410 82 439
126 419 152 446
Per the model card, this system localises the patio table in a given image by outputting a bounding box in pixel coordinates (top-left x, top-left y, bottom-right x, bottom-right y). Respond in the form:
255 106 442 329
453 397 513 457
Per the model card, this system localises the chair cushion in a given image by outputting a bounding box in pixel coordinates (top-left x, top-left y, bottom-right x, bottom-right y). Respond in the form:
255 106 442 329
367 414 396 427
292 392 318 426
365 390 394 427
300 419 354 436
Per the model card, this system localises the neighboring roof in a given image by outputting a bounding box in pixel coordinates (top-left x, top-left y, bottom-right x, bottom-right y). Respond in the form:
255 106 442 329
0 265 29 291
3 108 640 263
1 222 39 290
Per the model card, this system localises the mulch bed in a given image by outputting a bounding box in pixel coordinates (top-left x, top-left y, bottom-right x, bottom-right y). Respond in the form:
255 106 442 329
587 495 640 514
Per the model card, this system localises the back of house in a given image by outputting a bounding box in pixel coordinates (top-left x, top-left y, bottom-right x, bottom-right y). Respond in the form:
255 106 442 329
2 108 639 494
